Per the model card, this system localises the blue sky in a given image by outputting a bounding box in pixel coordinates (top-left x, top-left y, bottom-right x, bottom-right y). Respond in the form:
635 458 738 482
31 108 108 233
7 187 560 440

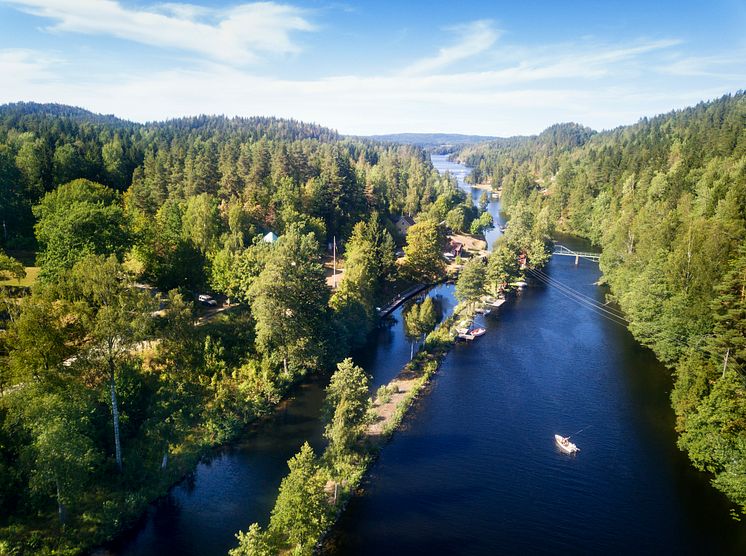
1 0 744 135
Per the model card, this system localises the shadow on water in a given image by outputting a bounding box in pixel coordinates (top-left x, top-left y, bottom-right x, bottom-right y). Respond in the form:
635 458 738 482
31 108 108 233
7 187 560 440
323 155 746 555
100 284 457 556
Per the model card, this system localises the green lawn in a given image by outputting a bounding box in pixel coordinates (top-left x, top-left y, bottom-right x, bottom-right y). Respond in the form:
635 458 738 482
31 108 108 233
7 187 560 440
0 266 39 287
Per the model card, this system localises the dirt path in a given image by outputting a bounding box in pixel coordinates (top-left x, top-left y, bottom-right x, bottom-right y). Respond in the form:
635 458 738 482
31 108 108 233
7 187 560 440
367 376 419 437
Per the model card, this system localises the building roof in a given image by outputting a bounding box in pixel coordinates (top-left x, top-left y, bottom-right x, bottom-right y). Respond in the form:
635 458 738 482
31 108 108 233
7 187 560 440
397 215 416 226
263 231 279 243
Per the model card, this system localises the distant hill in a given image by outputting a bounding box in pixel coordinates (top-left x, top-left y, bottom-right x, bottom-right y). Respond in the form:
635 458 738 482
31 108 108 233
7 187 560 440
365 132 498 148
0 101 134 127
0 102 340 143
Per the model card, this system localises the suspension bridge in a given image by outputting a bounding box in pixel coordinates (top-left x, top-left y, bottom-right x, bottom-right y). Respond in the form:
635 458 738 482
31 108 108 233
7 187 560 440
552 243 601 264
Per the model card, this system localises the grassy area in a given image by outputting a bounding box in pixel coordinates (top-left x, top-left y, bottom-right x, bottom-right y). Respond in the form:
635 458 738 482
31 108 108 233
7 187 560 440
0 266 39 288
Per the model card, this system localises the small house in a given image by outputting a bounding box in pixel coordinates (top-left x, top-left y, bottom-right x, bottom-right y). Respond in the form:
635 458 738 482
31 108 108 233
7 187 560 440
395 215 415 236
448 240 463 257
263 231 279 244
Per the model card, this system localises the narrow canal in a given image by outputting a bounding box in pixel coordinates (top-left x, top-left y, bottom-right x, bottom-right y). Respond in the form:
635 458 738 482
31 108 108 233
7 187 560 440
324 155 746 554
101 280 456 555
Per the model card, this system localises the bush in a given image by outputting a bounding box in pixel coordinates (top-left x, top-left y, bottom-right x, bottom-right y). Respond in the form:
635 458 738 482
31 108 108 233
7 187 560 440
375 384 392 404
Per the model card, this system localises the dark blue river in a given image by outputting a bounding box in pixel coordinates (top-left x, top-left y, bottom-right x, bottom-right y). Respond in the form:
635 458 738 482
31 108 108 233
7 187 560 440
101 154 745 556
100 284 456 556
324 155 746 555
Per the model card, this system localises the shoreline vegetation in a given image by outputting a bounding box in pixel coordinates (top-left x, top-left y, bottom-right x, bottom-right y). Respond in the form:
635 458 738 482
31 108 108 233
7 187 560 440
230 206 552 554
457 92 746 516
1 102 516 555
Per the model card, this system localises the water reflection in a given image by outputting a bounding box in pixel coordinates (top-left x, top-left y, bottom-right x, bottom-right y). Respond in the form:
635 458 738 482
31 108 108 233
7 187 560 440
324 154 746 555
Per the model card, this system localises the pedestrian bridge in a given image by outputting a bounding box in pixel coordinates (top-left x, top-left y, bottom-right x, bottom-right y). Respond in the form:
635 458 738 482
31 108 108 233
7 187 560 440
552 243 600 263
377 284 429 318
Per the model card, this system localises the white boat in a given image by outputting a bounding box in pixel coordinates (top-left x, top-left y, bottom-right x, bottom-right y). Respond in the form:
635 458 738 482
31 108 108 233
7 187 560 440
468 327 486 338
555 434 579 454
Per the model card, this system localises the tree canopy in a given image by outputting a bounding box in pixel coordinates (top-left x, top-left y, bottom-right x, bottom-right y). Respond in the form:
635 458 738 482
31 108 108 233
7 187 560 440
460 91 746 513
33 179 129 280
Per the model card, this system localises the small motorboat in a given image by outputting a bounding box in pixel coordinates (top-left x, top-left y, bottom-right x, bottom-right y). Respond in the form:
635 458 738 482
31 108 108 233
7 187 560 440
467 327 486 338
555 434 579 454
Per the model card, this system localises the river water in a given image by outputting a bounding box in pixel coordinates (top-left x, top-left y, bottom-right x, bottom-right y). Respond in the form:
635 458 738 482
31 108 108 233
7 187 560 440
104 154 745 556
325 154 746 554
102 285 456 555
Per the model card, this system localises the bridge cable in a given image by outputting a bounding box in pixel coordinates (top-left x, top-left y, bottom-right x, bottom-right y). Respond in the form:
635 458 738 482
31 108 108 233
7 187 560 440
529 268 627 320
527 268 628 323
529 267 625 317
525 269 629 327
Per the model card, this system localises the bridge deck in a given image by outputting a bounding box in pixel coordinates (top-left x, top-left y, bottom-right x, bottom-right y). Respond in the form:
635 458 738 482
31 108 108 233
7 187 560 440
552 244 601 261
377 284 430 318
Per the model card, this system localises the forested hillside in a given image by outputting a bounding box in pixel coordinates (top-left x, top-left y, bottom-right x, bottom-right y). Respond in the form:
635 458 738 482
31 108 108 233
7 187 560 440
460 92 746 513
0 103 463 554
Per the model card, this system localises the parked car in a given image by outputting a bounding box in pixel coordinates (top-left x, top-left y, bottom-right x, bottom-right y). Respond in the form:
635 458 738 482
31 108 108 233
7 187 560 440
198 294 217 307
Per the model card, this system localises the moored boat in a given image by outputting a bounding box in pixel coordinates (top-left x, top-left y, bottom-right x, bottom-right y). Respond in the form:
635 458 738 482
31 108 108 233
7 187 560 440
480 295 507 308
468 327 486 338
555 434 579 453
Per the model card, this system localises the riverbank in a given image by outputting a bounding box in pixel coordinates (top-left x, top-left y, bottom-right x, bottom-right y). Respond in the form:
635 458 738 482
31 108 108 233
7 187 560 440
311 294 507 553
90 280 445 556
319 312 461 541
366 313 459 443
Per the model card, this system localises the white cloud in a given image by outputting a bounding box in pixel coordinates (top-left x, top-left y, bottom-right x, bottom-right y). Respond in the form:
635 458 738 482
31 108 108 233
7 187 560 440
154 3 211 21
0 0 315 63
0 61 728 136
658 52 746 79
0 48 61 88
403 19 500 75
0 25 741 136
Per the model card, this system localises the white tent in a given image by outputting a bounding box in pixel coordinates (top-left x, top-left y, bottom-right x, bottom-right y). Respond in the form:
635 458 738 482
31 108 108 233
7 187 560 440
262 231 279 243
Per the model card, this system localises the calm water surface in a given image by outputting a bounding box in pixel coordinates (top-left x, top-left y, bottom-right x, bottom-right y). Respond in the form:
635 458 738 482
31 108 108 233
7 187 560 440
325 154 746 555
102 284 455 555
104 154 745 555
